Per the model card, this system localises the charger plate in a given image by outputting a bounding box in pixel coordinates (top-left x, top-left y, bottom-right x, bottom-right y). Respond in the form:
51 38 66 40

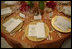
51 16 71 33
24 20 49 41
1 15 23 34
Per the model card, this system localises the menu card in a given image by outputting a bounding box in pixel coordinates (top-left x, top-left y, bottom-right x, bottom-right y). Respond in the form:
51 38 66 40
3 18 15 28
1 7 12 15
3 18 22 32
28 25 37 37
54 16 71 31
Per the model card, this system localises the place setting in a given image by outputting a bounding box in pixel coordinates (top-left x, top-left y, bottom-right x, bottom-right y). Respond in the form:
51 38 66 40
1 1 71 48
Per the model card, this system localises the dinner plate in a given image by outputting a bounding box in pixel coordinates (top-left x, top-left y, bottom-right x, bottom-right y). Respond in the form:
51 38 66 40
1 15 23 34
51 16 71 33
24 20 49 41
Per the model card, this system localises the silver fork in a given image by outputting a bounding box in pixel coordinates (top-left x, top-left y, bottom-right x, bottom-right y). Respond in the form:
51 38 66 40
51 26 62 38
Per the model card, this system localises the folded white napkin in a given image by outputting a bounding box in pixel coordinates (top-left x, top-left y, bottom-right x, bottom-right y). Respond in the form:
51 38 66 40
36 23 46 38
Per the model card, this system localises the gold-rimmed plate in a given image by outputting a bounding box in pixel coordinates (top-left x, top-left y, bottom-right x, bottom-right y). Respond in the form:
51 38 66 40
24 20 49 41
1 15 23 34
51 16 71 33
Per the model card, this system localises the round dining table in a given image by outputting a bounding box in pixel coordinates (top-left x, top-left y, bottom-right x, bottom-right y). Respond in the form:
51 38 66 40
1 3 71 48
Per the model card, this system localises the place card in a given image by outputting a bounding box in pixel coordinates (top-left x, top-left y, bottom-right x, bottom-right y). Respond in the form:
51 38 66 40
34 14 42 20
49 12 53 18
19 13 25 18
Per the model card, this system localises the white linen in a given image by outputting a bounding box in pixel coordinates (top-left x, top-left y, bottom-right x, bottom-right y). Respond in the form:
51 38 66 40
36 22 46 38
